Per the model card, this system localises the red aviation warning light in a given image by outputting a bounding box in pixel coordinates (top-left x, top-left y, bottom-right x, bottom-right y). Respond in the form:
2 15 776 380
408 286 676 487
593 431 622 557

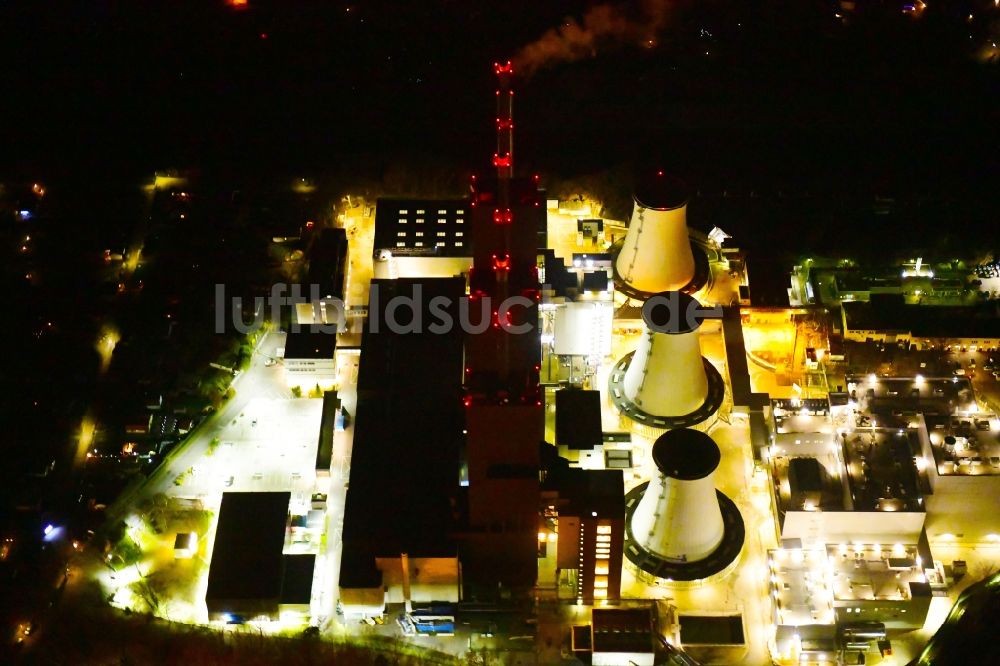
494 61 514 180
492 253 511 272
492 208 512 225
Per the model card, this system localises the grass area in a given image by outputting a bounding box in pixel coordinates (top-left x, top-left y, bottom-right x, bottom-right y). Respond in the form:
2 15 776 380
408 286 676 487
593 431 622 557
31 577 461 666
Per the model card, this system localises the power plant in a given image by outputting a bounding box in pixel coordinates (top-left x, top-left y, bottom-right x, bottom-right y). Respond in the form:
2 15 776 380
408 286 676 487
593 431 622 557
609 290 725 428
624 428 744 581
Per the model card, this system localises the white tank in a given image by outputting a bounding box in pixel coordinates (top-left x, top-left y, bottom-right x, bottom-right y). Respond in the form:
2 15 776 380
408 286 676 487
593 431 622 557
615 173 694 293
621 291 709 418
630 429 725 563
553 301 612 357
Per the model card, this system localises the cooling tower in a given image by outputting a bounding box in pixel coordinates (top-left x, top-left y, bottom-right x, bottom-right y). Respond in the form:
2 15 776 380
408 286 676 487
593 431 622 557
622 292 708 417
609 291 724 428
630 429 725 562
614 172 695 294
624 430 744 581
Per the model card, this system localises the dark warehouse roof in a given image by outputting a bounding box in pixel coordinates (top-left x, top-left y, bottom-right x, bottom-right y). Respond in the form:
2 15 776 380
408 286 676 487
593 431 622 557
340 278 465 589
206 492 290 611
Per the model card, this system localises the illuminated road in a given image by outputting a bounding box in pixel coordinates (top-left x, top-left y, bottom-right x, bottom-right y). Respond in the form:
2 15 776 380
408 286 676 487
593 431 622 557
107 327 292 519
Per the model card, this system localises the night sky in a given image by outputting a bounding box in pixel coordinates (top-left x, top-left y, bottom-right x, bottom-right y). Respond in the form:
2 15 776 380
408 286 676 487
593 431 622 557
1 0 996 184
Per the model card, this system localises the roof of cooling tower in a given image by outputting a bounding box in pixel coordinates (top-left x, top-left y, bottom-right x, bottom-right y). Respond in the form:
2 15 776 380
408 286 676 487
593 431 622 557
633 172 688 211
651 429 720 480
642 291 705 335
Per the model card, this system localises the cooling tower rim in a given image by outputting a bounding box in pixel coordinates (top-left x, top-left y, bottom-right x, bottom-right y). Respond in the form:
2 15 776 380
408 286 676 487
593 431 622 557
642 291 704 335
608 352 726 428
624 483 745 582
652 428 721 480
633 172 689 211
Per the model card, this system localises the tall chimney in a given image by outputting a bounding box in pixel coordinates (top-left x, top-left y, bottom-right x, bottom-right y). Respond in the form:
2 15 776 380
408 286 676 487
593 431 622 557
400 552 412 614
493 61 514 180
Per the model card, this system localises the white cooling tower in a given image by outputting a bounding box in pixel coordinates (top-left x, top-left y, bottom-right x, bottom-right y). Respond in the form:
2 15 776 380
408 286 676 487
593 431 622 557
629 429 725 563
615 172 695 294
621 291 709 418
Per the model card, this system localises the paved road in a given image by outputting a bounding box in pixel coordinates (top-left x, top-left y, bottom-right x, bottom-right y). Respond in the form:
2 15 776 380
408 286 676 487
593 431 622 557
109 327 290 519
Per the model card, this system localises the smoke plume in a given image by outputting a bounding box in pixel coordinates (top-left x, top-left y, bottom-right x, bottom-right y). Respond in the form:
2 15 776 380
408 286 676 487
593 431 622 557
513 0 673 77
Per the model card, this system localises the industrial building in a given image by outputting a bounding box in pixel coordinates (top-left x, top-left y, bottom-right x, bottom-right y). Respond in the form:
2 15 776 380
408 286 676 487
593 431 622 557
541 463 625 603
338 277 465 618
842 294 1000 350
372 198 472 279
305 227 348 301
282 324 337 390
205 492 298 622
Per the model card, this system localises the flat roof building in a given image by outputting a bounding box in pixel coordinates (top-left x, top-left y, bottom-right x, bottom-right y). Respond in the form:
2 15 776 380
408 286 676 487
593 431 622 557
205 492 291 621
283 325 337 391
372 198 472 279
555 389 602 451
542 465 625 603
305 228 347 300
339 278 466 616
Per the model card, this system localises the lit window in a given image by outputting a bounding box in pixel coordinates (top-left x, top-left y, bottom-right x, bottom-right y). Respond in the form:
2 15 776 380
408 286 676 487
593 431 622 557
415 232 424 237
416 218 424 223
397 231 407 237
593 588 607 599
596 525 612 535
455 231 463 237
593 576 608 588
438 209 447 214
455 242 463 247
438 218 447 224
415 242 423 247
457 209 465 214
399 209 408 214
436 242 446 247
416 209 425 214
595 553 609 559
398 218 407 224
596 535 611 543
456 218 464 224
594 562 609 575
396 242 406 247
437 231 447 237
